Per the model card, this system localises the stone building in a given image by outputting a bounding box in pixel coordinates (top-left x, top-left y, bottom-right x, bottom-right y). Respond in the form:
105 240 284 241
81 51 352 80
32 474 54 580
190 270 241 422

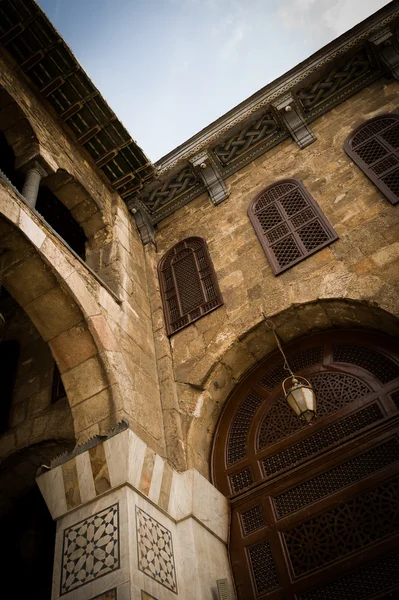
0 0 399 598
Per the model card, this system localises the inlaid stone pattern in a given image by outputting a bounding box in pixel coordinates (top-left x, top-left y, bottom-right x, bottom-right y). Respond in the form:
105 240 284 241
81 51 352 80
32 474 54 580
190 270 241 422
60 504 120 595
136 507 178 594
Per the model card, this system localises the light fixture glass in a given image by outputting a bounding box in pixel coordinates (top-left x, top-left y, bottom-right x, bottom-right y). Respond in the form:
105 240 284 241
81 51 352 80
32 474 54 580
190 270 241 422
282 375 316 422
264 313 317 422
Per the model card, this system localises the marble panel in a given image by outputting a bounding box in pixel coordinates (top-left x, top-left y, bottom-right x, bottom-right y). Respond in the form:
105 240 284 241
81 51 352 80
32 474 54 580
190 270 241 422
62 458 81 510
136 507 177 594
158 463 173 512
37 464 67 519
148 454 164 504
76 451 97 503
60 503 120 595
89 443 111 495
139 447 156 496
192 470 229 543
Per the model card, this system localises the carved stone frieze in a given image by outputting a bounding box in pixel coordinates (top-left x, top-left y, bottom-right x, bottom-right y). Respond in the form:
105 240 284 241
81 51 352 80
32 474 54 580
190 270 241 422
190 151 229 205
294 48 377 115
138 166 204 224
130 10 399 228
213 112 280 166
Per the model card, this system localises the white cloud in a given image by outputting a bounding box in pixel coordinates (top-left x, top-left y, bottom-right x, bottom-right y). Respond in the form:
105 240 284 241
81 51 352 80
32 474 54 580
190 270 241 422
279 0 390 43
220 24 248 59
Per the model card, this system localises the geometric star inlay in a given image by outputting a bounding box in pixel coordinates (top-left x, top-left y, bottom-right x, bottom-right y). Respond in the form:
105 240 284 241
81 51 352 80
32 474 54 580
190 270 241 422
60 503 119 595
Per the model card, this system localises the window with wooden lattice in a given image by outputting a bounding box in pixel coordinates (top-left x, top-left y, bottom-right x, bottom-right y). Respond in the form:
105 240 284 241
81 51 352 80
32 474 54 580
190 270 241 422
248 179 338 275
159 237 223 335
344 113 399 205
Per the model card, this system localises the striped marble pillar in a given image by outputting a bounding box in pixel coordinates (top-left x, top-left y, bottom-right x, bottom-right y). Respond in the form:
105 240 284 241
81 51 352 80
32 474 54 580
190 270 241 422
37 428 233 600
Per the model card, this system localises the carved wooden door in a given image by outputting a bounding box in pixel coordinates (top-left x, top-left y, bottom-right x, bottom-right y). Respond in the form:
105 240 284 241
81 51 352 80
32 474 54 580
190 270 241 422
212 331 399 599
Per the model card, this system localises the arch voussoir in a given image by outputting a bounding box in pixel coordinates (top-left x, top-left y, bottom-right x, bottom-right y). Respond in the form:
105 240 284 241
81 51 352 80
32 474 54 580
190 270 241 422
0 191 128 443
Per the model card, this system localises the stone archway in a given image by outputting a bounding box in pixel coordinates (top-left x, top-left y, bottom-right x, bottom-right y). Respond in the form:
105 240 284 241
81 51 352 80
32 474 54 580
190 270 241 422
42 169 111 251
185 299 399 476
0 187 127 443
212 328 399 599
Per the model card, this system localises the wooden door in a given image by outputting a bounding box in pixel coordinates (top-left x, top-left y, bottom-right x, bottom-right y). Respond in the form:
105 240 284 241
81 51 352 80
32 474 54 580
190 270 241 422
212 331 399 599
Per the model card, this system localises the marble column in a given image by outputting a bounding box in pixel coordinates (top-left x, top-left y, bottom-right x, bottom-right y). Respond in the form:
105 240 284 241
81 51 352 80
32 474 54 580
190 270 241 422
22 162 46 208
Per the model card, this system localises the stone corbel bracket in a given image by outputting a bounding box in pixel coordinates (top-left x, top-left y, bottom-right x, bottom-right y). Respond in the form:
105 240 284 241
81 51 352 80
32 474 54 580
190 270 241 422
130 201 156 246
190 151 229 206
369 27 399 80
272 93 316 149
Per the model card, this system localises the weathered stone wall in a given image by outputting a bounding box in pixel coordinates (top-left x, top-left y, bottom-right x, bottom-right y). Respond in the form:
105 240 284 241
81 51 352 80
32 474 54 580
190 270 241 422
0 49 164 459
0 177 164 459
153 78 399 477
0 295 75 460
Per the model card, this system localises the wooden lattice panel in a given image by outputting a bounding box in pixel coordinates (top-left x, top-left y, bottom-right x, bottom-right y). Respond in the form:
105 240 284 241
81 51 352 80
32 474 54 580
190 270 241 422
159 237 223 335
248 179 338 274
284 476 399 576
345 114 399 205
258 372 371 451
274 437 399 518
214 331 399 599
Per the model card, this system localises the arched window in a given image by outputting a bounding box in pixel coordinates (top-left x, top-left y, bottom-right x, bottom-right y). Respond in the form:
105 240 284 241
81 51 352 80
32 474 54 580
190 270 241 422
248 179 337 275
159 237 223 336
212 330 399 599
344 113 399 205
36 187 87 259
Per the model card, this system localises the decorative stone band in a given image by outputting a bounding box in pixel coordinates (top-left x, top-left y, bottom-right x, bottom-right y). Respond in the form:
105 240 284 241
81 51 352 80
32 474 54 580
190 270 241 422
36 428 229 544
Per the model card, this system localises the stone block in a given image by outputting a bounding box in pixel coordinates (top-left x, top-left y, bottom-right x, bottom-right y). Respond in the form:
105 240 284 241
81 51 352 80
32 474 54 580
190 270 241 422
18 209 46 249
0 183 20 223
49 323 97 372
71 386 115 433
88 314 119 352
24 286 83 341
2 254 57 307
62 356 108 406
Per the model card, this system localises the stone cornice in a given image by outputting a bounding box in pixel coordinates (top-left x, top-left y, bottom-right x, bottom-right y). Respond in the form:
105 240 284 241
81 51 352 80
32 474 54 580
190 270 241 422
128 2 399 232
155 3 399 174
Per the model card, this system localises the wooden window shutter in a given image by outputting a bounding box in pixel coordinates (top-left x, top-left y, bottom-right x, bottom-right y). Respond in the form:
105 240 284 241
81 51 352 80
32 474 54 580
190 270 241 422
159 237 223 336
248 179 338 275
344 113 399 205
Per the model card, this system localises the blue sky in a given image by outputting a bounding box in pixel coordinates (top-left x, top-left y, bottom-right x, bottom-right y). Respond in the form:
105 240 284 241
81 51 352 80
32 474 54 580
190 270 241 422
37 0 390 161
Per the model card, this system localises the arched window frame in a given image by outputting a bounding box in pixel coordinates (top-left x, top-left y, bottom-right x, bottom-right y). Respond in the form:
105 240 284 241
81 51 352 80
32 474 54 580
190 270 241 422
248 179 338 275
344 113 399 205
158 237 223 336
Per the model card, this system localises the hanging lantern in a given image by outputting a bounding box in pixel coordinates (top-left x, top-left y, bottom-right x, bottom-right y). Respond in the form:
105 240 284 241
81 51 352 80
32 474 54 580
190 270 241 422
264 312 317 422
282 375 316 422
